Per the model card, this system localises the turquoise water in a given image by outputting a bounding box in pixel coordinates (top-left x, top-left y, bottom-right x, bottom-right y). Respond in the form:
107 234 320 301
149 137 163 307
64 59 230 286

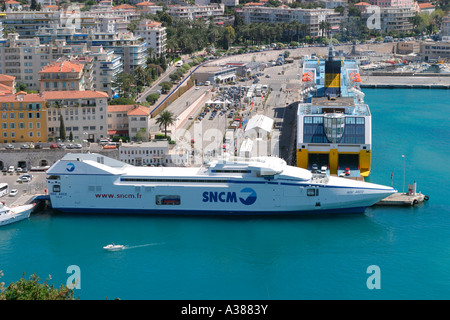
1 89 449 300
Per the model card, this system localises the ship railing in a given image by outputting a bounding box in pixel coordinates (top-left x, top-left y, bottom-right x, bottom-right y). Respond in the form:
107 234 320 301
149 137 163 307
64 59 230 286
311 173 329 184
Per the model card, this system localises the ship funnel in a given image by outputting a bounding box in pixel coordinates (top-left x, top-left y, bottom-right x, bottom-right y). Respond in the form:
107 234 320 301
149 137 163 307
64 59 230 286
324 36 341 97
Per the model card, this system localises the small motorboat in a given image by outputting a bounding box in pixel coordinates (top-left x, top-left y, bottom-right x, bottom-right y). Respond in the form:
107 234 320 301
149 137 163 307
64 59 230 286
0 201 36 227
103 243 125 251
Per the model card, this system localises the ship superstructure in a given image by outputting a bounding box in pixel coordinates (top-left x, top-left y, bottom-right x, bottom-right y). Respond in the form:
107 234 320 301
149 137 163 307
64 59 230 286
297 44 371 178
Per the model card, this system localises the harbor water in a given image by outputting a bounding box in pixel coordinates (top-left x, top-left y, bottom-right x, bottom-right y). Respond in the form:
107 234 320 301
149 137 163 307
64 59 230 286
1 89 449 300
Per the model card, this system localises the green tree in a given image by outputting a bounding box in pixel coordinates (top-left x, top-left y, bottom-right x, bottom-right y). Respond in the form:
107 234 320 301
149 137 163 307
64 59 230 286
146 93 160 105
160 81 172 94
59 113 66 141
69 131 73 142
0 272 76 300
155 110 175 138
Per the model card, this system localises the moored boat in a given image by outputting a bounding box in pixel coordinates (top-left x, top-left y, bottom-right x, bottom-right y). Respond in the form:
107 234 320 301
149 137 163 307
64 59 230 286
0 202 36 226
46 153 396 216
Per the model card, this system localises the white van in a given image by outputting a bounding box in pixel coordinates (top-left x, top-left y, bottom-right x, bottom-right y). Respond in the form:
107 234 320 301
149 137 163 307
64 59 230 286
205 81 211 86
176 60 183 67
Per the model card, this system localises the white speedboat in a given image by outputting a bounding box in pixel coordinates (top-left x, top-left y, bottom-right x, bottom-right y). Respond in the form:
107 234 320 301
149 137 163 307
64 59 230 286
103 243 125 251
0 201 36 226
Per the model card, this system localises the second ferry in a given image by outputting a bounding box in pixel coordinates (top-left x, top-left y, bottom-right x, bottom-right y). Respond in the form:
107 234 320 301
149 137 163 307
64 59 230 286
297 43 371 178
46 153 395 215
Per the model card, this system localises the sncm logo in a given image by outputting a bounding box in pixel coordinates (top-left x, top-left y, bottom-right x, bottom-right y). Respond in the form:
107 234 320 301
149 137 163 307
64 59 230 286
66 163 75 172
202 188 257 206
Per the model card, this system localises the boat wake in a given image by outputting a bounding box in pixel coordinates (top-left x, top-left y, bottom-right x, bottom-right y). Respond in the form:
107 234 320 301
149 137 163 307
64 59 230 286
123 242 165 250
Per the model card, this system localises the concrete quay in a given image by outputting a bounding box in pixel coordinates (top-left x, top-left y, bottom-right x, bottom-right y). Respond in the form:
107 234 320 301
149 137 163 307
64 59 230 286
360 74 450 89
375 192 429 207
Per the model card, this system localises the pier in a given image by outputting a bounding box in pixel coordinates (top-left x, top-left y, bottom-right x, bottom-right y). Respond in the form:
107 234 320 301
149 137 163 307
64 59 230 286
375 192 428 207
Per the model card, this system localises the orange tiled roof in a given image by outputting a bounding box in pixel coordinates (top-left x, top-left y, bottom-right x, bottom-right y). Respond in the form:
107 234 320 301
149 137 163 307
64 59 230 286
244 2 264 6
42 90 108 100
0 93 44 103
419 3 434 8
136 1 155 6
354 2 371 5
128 105 150 116
112 4 136 10
0 74 16 82
40 61 84 73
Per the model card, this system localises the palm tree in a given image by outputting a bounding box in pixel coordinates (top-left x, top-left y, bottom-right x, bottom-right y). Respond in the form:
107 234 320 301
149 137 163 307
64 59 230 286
155 110 175 138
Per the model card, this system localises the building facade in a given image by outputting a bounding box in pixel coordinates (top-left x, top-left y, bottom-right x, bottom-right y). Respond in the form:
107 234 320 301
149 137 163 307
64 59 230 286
0 92 47 143
134 20 167 57
42 90 108 142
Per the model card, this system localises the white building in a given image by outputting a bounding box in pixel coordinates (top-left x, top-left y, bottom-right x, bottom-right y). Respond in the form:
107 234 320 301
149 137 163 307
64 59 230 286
236 6 340 37
119 140 170 166
134 20 167 57
42 90 109 142
166 4 225 21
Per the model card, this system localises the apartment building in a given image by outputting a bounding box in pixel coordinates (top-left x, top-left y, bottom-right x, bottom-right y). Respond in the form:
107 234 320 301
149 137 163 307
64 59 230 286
362 5 415 33
0 92 47 143
38 60 92 92
1 11 61 38
134 20 167 57
440 15 450 41
89 46 123 97
107 104 150 141
69 31 147 73
42 90 108 142
236 6 340 37
166 4 225 21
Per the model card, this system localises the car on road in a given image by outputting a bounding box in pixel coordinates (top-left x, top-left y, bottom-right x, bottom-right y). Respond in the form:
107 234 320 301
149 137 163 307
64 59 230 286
5 144 14 149
188 115 194 120
9 189 18 197
20 174 33 181
195 87 200 90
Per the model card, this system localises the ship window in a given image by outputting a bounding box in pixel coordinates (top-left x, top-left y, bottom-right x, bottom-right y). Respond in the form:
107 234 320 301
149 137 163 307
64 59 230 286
53 185 61 193
47 175 60 180
307 188 318 196
156 195 180 205
88 186 95 192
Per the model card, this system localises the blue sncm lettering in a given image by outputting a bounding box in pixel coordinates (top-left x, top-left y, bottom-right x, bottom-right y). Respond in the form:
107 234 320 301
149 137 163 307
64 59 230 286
202 188 257 205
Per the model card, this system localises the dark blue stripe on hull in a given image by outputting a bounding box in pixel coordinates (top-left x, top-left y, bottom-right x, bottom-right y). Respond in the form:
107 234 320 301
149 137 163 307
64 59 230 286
53 206 368 216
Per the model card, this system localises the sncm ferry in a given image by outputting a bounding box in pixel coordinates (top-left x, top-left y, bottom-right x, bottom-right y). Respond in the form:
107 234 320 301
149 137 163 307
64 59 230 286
46 153 396 215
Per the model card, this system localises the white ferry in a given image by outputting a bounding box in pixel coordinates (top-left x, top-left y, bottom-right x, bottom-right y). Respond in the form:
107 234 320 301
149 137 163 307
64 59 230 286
45 153 395 215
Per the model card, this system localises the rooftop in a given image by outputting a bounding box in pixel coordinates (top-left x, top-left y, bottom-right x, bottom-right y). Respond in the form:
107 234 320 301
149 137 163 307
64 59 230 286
42 90 109 100
40 61 84 74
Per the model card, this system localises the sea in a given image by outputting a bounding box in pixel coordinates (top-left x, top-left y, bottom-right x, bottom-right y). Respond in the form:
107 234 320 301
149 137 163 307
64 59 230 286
0 89 449 300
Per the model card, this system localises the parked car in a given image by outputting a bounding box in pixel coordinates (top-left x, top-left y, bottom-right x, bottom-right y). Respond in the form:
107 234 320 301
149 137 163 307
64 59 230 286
20 144 30 149
20 174 33 181
7 166 14 173
74 143 82 149
5 144 14 149
9 189 18 197
50 143 59 149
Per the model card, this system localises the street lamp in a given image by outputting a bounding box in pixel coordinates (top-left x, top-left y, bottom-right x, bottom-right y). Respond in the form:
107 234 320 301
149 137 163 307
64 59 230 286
402 154 405 193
